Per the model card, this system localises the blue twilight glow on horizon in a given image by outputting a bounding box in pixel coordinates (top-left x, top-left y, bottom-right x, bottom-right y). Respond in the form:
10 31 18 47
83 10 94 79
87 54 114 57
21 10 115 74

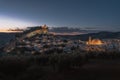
0 16 41 31
0 0 120 31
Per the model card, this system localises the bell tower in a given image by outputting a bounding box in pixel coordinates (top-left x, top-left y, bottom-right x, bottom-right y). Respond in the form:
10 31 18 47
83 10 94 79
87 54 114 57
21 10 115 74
88 36 92 44
42 24 48 34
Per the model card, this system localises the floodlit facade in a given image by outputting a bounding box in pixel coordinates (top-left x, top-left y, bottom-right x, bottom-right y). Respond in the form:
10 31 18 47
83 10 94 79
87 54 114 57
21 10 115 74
86 36 103 45
26 24 48 37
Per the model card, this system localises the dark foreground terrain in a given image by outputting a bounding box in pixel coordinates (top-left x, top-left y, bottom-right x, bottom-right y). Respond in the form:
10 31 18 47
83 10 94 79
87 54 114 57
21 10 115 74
0 53 120 80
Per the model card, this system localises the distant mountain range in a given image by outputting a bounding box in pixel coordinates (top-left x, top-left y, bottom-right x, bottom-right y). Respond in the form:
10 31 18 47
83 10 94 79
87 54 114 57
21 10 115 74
59 31 120 41
49 27 101 34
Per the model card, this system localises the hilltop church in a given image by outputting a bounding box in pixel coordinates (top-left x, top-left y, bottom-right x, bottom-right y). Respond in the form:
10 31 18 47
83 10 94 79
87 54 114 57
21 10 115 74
26 24 48 37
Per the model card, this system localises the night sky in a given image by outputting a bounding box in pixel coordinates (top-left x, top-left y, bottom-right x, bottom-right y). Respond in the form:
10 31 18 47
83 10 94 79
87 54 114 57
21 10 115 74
0 0 120 31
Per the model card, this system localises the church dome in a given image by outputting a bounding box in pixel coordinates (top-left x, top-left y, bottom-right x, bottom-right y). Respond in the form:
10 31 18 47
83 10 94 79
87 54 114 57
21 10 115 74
86 37 103 45
91 39 102 45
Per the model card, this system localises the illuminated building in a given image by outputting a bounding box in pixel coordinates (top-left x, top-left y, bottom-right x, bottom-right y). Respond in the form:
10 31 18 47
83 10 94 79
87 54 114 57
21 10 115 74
41 24 48 34
26 24 48 37
86 36 103 45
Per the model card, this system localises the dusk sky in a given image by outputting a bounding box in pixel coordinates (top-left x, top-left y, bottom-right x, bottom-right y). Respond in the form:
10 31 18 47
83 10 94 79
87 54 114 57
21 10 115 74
0 0 120 31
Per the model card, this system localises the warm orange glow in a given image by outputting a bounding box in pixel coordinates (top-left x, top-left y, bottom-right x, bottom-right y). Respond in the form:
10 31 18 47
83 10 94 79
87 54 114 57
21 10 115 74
26 25 48 37
0 29 22 33
86 36 103 45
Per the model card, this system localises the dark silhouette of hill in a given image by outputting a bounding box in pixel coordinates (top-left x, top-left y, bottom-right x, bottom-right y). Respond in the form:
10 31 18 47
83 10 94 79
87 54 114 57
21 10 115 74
78 31 120 40
59 31 120 40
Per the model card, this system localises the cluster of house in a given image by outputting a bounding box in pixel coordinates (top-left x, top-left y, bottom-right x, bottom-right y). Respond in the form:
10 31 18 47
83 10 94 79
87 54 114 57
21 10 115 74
3 25 80 55
3 25 120 55
13 34 83 55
